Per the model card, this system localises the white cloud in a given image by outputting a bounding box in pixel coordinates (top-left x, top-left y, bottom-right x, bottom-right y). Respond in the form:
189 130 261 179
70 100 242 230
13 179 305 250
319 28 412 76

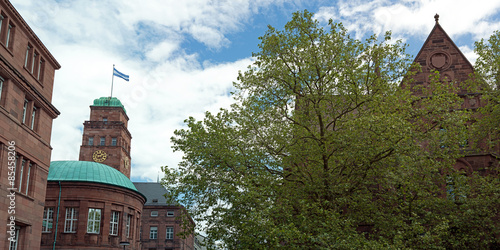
316 0 500 40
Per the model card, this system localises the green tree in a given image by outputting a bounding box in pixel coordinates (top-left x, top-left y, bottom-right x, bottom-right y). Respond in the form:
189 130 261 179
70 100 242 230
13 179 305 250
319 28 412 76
163 11 495 249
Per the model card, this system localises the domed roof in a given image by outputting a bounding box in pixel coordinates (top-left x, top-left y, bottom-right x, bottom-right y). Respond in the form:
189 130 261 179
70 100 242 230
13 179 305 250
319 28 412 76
48 161 144 198
91 97 126 114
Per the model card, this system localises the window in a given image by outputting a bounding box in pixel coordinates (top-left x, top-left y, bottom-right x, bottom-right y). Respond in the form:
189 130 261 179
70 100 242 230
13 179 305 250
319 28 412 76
447 174 468 204
150 211 158 217
87 208 101 234
25 163 31 195
42 207 54 232
37 59 44 80
126 214 131 238
31 52 37 73
110 211 119 235
24 45 30 68
0 77 3 103
22 99 28 123
102 117 107 122
6 23 13 48
167 211 174 217
30 106 36 129
88 137 94 146
149 226 158 239
17 159 25 193
64 208 78 233
166 227 174 240
111 137 117 146
100 137 105 146
0 14 3 35
8 226 19 250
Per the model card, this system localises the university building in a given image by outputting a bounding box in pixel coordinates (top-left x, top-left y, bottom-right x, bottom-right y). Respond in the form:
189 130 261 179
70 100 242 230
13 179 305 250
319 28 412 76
0 0 61 249
409 14 497 173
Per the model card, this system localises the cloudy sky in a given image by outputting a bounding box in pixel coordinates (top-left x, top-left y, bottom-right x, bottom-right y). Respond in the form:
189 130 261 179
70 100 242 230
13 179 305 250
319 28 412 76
10 0 500 182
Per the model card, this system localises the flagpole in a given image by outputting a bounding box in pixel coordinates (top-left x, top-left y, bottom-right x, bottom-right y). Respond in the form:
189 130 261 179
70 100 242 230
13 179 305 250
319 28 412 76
110 64 115 98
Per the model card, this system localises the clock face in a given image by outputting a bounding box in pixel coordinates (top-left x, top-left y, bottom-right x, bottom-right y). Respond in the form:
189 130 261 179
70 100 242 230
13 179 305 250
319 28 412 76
92 150 107 163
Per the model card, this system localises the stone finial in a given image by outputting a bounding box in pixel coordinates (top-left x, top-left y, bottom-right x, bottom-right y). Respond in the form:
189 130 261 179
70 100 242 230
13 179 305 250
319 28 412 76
434 13 439 23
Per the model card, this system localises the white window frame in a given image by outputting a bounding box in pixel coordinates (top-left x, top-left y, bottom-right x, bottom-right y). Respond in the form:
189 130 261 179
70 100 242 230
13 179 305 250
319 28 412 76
126 214 131 238
87 208 101 234
24 45 30 68
64 208 78 233
18 159 25 193
8 226 19 250
30 106 36 129
0 77 4 103
25 163 31 195
150 211 158 217
22 99 28 123
150 226 158 239
6 24 12 48
166 226 174 240
167 210 174 217
110 211 119 236
42 207 54 232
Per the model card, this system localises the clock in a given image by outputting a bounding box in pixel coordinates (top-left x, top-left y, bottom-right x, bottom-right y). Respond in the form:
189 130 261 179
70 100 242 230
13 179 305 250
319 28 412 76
92 150 107 162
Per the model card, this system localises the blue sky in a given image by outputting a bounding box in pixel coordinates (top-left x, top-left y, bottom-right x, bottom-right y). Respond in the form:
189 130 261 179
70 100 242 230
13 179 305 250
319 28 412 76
10 0 500 181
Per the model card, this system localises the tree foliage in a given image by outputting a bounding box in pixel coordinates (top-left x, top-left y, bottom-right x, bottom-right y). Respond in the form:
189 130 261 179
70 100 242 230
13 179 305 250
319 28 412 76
163 11 500 249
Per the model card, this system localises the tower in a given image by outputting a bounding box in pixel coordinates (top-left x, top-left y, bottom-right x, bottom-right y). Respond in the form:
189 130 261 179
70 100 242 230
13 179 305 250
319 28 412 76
79 97 132 177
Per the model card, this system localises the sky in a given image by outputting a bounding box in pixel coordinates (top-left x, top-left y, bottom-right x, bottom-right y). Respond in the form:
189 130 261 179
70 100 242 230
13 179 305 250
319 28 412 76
10 0 500 182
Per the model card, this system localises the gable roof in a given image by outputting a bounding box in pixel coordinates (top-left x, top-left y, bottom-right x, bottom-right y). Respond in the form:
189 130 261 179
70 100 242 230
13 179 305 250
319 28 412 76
413 14 474 72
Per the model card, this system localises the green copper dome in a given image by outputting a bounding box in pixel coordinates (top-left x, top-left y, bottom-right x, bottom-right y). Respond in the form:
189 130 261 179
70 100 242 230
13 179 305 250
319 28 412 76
48 161 143 198
91 97 126 114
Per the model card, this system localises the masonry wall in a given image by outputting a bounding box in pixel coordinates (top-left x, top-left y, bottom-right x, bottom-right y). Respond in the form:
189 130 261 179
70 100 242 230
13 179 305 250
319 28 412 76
41 182 144 250
0 0 60 249
140 205 194 250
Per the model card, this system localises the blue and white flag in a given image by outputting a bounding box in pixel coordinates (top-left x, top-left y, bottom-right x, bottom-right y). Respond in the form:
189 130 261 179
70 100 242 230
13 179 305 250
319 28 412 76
113 67 129 82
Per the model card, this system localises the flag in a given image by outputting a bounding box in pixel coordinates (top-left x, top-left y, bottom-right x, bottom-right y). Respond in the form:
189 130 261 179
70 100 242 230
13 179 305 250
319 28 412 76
113 67 129 82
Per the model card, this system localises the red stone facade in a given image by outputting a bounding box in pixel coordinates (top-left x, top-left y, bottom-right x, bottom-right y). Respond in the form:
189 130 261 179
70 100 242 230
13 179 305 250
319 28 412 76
410 16 497 172
0 0 60 249
79 105 132 178
41 182 145 249
140 205 194 250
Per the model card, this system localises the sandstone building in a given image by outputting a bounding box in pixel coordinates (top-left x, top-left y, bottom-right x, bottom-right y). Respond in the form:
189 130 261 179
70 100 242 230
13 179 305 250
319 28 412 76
0 0 60 249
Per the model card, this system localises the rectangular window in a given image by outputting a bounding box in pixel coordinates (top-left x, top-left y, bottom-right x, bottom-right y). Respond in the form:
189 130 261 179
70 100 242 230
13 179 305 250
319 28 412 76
31 52 37 73
24 45 30 68
8 226 19 250
87 208 101 234
166 227 174 240
30 107 36 129
64 208 78 233
6 23 12 48
126 214 131 238
0 77 3 103
149 226 158 239
102 117 107 122
25 163 31 195
100 137 105 146
110 211 119 236
17 159 25 193
42 207 54 232
0 15 3 36
111 138 117 146
150 211 158 217
22 99 28 123
88 137 94 145
37 59 44 80
167 211 174 217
